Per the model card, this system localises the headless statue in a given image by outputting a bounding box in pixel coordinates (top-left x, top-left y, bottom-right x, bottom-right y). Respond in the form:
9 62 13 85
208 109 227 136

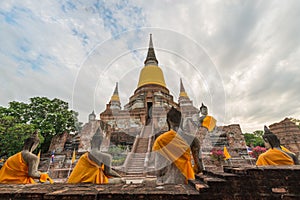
88 128 121 179
68 128 122 184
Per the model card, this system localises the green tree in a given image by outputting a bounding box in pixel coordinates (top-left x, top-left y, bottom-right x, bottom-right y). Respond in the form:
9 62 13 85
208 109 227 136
0 97 81 156
243 130 264 147
0 114 44 158
27 97 80 152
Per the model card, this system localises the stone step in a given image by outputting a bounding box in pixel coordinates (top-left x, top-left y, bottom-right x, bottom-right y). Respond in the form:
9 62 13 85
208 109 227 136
137 143 148 146
132 153 146 156
127 162 144 166
127 169 144 172
135 150 148 153
127 169 144 173
130 158 145 161
188 179 210 192
127 170 143 174
127 167 144 170
129 158 145 161
127 164 144 167
136 144 148 147
137 144 148 146
128 161 144 164
127 165 144 168
128 159 144 163
127 167 144 172
139 139 149 142
127 158 145 162
137 144 148 147
123 174 145 178
137 147 148 149
127 171 143 174
129 159 145 164
131 156 146 159
132 154 146 157
129 161 145 164
196 173 226 185
128 162 144 165
126 165 144 168
128 159 144 162
133 152 147 155
132 154 146 156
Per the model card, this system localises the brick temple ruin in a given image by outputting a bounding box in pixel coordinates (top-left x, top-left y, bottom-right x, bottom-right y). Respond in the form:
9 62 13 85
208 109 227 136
44 35 300 176
27 35 300 199
44 35 258 176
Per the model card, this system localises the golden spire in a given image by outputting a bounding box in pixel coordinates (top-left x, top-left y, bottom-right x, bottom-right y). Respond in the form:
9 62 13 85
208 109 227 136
137 34 166 88
179 78 189 98
110 82 120 102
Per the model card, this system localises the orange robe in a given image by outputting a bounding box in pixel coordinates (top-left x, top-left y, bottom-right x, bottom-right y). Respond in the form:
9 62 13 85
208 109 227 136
152 129 195 182
256 148 294 166
202 116 216 132
67 152 108 184
0 152 35 184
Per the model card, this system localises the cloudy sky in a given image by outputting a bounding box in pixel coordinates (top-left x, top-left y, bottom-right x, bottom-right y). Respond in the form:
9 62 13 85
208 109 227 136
1 0 300 133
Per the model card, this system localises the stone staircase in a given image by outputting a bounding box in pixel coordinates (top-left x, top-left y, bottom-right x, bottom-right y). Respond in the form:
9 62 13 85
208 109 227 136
124 121 153 175
125 153 146 174
135 138 149 153
141 123 152 138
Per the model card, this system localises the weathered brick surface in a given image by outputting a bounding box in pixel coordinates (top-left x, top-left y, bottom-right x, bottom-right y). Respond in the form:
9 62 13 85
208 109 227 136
0 183 199 200
48 132 70 153
1 166 300 199
269 118 300 157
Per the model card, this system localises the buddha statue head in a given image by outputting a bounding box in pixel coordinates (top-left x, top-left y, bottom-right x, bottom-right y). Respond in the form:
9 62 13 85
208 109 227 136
91 128 103 151
166 107 182 130
263 125 280 149
23 130 40 153
199 103 208 116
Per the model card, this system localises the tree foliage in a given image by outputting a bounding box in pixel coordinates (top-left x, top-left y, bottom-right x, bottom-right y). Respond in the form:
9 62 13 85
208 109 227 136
0 97 81 157
243 130 265 147
0 117 38 158
290 118 300 129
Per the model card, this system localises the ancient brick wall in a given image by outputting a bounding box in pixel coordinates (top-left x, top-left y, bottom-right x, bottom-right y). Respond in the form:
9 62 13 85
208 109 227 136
1 166 300 199
110 131 135 145
269 118 300 157
191 165 300 199
48 132 70 153
77 120 101 151
197 124 251 169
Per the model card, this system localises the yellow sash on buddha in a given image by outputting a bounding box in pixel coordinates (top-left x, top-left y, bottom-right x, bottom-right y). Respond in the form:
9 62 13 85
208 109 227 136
202 116 216 132
280 146 293 154
67 152 108 184
256 148 294 166
0 152 35 184
152 129 195 182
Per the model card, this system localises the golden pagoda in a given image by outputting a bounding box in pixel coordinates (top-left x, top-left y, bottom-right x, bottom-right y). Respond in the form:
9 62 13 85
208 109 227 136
98 34 198 144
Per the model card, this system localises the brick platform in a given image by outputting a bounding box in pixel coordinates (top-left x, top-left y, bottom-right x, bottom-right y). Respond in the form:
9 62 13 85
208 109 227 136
0 182 198 200
1 166 300 200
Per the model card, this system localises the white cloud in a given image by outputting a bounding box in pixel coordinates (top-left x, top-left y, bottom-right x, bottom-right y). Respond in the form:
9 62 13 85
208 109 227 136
1 0 300 133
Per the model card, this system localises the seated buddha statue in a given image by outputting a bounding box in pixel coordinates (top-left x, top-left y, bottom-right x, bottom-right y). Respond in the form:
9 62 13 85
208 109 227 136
68 128 122 184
